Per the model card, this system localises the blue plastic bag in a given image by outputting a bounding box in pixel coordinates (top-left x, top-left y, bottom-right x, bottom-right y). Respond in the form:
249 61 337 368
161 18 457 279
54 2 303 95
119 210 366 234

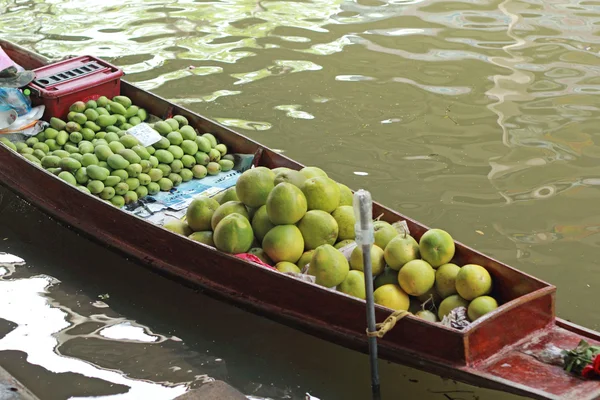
0 87 31 116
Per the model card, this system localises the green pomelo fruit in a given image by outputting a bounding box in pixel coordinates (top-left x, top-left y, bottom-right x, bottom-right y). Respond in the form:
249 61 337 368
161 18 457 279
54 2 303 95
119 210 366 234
373 221 398 250
266 182 307 225
383 234 420 271
338 183 353 206
435 263 461 298
211 201 249 230
300 166 328 179
331 206 355 241
186 196 220 231
334 239 355 249
455 264 492 300
297 210 338 250
262 225 304 264
213 213 254 254
338 270 366 300
188 231 215 247
164 219 193 236
438 294 470 320
214 187 239 205
467 296 498 321
350 245 385 276
301 176 340 213
373 284 410 311
273 170 306 188
296 250 314 270
307 244 349 288
416 310 438 323
235 167 275 208
276 262 301 274
270 167 291 176
419 228 455 268
251 205 275 243
397 259 436 296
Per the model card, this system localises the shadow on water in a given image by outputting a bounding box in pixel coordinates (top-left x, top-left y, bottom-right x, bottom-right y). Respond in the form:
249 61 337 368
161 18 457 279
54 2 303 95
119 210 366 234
0 189 521 400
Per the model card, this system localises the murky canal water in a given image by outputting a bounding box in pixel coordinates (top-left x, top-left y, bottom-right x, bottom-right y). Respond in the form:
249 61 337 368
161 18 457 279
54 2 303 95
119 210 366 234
1 0 600 398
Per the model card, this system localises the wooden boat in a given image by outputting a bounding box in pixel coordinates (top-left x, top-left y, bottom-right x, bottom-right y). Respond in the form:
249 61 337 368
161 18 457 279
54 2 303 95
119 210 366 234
2 39 600 400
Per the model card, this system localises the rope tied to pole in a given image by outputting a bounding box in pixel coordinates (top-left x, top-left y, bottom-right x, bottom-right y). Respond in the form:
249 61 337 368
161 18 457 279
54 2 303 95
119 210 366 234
366 310 411 338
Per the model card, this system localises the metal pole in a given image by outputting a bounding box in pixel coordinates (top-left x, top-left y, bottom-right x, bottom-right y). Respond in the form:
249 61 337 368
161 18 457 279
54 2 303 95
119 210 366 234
353 189 381 400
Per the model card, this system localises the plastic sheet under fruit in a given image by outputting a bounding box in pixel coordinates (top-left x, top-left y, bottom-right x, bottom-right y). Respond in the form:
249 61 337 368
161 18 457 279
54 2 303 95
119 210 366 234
124 153 255 225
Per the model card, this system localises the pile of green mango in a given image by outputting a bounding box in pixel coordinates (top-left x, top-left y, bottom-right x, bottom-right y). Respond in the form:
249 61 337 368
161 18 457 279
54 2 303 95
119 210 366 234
0 95 233 208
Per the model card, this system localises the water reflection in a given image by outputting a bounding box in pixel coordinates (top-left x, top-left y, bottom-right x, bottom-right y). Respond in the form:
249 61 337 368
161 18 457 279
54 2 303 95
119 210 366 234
0 255 189 399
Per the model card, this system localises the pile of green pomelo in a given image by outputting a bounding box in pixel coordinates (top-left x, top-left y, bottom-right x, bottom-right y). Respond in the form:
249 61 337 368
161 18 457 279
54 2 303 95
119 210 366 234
165 165 500 325
0 96 232 207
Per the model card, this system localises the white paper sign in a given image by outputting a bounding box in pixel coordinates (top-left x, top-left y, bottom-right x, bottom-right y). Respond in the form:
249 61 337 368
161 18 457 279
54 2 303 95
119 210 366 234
126 123 162 147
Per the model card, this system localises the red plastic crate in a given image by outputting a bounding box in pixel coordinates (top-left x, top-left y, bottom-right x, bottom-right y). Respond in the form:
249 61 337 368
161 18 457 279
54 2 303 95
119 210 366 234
27 55 124 120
